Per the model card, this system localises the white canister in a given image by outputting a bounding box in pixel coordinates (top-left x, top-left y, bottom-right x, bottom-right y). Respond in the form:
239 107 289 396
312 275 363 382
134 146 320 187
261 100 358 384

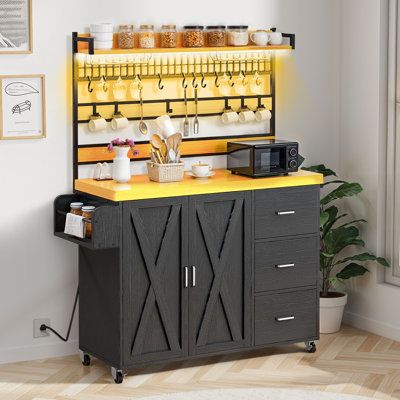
156 115 175 138
112 146 131 183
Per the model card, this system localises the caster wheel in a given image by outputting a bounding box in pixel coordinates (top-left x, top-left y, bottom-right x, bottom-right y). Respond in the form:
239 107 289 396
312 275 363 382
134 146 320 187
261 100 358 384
111 367 124 384
79 350 91 366
305 341 316 353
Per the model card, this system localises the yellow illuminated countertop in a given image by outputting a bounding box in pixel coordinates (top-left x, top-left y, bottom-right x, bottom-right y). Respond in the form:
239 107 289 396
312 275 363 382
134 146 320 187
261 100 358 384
75 170 323 202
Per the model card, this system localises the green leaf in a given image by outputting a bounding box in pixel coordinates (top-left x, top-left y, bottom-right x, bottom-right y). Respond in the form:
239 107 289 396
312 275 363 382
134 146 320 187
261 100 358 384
321 182 363 205
320 205 347 238
321 180 347 188
324 225 364 255
336 263 369 280
302 164 337 177
335 252 390 267
335 219 367 229
298 154 305 167
320 211 330 228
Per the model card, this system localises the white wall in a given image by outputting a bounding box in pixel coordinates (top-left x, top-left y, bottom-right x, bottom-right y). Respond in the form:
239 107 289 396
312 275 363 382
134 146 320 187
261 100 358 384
0 0 341 363
340 0 400 341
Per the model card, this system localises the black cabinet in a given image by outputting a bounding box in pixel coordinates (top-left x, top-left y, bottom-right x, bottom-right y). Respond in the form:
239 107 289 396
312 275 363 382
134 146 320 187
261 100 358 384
55 185 320 381
188 192 251 355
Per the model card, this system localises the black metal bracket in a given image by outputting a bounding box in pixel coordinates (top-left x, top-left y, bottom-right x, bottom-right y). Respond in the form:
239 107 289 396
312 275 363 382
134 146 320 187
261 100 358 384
72 32 94 55
282 33 296 49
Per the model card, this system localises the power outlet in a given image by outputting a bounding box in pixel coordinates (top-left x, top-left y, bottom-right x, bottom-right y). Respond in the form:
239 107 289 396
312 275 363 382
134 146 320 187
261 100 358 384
33 318 50 338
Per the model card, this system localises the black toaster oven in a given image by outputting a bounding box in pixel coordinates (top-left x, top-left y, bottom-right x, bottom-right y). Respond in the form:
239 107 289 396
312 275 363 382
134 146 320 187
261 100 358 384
227 139 299 177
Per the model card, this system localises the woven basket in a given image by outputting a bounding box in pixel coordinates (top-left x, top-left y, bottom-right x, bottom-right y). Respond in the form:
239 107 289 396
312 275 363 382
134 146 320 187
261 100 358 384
147 161 185 183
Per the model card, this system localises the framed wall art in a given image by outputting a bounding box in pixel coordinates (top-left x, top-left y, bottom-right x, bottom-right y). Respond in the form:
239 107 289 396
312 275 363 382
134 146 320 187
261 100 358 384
0 75 46 140
0 0 32 54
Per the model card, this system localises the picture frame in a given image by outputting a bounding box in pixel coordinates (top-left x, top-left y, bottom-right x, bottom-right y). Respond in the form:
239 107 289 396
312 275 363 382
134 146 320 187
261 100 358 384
0 75 46 140
0 0 32 54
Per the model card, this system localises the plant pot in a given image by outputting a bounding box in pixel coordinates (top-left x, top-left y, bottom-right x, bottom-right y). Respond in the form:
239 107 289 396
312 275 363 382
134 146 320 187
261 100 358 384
112 146 131 183
319 292 348 334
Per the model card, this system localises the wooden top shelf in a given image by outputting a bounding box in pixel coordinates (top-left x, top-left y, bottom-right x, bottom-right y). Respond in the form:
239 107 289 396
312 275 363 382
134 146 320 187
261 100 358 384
75 169 323 202
75 33 293 55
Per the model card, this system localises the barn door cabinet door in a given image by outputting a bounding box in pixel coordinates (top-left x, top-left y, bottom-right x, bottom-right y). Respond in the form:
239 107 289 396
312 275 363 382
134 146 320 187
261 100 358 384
122 197 189 365
188 192 252 356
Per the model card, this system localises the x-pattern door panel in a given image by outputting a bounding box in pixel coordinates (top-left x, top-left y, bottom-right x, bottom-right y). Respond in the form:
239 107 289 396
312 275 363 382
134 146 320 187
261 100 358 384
122 198 188 364
188 192 251 355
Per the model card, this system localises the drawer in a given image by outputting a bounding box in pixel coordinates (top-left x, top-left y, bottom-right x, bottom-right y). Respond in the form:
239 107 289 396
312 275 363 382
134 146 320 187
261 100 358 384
255 289 317 346
255 236 319 292
254 186 319 239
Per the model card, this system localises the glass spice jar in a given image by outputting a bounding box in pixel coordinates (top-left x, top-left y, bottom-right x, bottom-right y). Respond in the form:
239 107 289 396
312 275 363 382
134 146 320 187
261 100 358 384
82 206 95 238
206 25 226 47
227 25 249 46
70 202 83 216
183 25 205 47
138 24 155 48
118 24 135 49
160 24 178 48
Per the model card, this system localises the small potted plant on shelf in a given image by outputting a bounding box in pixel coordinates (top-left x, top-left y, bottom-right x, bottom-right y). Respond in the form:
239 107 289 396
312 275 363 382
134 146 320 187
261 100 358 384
107 138 138 183
302 163 389 333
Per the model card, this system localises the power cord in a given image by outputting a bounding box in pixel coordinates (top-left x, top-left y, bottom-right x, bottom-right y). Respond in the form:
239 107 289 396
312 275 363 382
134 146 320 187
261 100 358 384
40 286 79 342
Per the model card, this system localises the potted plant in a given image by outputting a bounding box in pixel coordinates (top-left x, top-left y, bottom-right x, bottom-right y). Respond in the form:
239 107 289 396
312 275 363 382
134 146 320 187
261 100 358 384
302 164 389 333
107 138 138 183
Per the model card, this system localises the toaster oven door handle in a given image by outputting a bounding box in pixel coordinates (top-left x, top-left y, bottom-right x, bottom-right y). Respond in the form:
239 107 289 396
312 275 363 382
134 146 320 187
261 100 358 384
276 210 296 216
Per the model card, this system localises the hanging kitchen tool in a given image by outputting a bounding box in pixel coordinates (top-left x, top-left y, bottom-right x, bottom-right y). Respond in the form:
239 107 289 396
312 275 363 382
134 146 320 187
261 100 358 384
193 87 199 134
182 74 189 137
138 83 148 135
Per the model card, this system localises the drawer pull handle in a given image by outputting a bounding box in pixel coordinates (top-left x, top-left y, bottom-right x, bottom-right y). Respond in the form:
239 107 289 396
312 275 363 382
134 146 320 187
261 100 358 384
275 263 295 269
276 210 296 216
184 267 189 288
192 265 196 287
275 315 295 322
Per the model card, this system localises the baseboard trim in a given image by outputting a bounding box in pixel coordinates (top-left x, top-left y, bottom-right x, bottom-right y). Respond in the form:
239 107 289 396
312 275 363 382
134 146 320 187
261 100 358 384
0 340 79 365
344 311 400 341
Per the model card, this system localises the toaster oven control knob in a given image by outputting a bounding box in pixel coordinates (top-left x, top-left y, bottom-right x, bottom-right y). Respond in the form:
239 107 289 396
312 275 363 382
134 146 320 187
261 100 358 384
289 159 298 169
289 148 298 157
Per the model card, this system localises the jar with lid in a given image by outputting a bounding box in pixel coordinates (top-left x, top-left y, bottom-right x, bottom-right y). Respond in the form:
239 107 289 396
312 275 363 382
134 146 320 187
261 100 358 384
160 24 177 48
227 25 249 46
82 206 95 238
206 26 226 47
118 24 135 49
138 24 155 49
70 202 83 216
183 26 205 47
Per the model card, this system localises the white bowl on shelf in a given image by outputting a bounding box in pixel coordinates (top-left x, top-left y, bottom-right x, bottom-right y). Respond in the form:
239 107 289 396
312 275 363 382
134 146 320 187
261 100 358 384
90 23 113 33
94 40 114 50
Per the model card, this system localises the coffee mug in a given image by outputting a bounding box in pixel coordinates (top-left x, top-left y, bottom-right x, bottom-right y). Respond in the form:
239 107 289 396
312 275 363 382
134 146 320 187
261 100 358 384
88 115 107 132
156 115 175 138
111 112 129 130
192 163 212 177
112 78 127 101
250 30 269 46
221 108 239 124
269 32 283 45
238 108 256 123
255 107 272 122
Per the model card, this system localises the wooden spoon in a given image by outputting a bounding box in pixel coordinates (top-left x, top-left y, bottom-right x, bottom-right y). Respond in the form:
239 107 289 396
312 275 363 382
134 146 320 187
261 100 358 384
151 134 164 150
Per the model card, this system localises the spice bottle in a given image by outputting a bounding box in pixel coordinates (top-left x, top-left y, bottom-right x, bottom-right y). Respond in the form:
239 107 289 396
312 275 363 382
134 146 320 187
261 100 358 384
118 24 135 49
70 202 83 216
160 24 178 48
206 26 226 47
82 206 95 238
138 24 156 48
183 26 205 47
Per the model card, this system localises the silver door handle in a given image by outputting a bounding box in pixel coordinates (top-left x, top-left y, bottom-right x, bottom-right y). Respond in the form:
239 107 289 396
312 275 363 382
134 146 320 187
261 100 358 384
275 315 295 322
276 210 296 216
184 266 189 288
192 265 196 287
275 263 295 269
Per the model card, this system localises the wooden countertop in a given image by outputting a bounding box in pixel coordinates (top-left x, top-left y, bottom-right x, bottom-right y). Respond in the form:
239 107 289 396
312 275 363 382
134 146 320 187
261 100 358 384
75 170 323 202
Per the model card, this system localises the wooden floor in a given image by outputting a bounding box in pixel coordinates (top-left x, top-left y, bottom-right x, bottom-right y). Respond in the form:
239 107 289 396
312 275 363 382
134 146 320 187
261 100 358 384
1 325 400 400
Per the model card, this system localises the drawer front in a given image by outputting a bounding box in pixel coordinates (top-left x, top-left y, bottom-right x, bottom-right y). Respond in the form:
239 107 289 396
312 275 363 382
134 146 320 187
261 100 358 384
254 186 319 239
255 289 317 345
255 236 319 292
